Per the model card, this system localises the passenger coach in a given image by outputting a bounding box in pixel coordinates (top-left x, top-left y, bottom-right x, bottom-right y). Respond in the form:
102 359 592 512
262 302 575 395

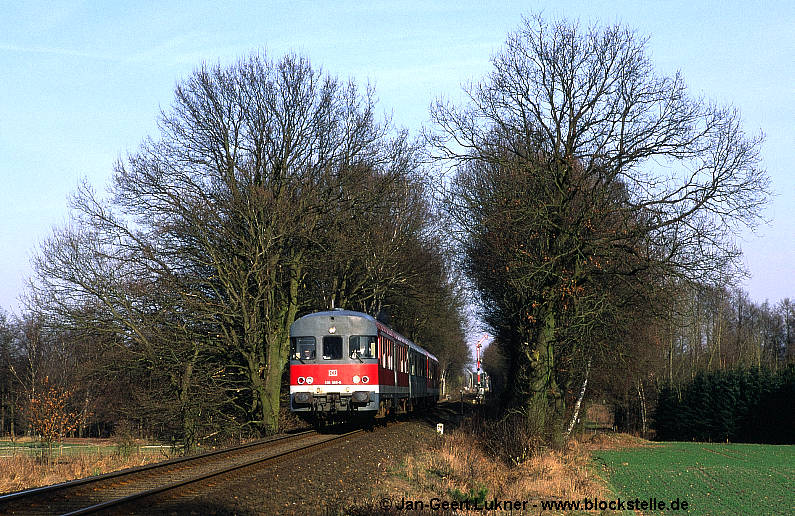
289 309 439 421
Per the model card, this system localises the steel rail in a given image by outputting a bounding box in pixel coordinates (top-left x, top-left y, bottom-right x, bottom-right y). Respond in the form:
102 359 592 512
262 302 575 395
62 428 365 515
0 429 318 515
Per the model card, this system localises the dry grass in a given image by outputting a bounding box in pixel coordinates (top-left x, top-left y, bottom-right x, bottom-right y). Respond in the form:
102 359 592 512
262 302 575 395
0 448 163 495
414 430 603 500
356 426 629 515
579 431 654 451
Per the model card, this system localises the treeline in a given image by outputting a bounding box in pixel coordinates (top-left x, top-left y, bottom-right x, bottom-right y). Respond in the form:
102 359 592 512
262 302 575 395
664 285 793 384
603 282 794 441
643 284 795 443
479 280 795 442
0 54 470 450
656 367 795 444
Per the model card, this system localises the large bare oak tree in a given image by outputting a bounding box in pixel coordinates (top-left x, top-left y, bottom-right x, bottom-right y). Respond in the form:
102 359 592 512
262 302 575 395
432 16 770 434
31 54 427 439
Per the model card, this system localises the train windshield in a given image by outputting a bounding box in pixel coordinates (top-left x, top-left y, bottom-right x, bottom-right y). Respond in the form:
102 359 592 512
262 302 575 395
349 336 377 358
322 336 343 360
290 337 316 360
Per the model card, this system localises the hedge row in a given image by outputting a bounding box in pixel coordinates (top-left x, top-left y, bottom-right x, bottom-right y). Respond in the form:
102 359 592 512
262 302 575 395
654 366 795 444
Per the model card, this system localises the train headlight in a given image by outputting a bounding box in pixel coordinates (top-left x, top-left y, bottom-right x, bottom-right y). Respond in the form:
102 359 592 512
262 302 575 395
361 376 369 384
306 376 314 385
353 375 360 384
297 376 306 385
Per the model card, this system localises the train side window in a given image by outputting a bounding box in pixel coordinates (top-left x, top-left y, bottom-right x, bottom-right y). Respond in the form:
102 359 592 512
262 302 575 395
350 336 376 358
291 337 316 360
379 336 386 367
322 336 343 360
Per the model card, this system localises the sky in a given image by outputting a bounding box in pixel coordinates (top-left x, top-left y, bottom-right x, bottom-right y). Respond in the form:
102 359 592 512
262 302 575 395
1 1 793 317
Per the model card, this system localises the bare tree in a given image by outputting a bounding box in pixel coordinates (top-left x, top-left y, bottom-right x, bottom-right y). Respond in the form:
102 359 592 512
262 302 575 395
0 310 18 437
303 147 431 314
779 298 794 364
432 15 770 435
30 53 424 438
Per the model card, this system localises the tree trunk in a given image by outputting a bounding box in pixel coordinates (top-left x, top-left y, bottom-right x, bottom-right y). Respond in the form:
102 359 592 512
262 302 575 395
521 309 563 435
261 331 289 435
637 379 647 437
259 264 302 435
178 345 199 453
565 359 590 440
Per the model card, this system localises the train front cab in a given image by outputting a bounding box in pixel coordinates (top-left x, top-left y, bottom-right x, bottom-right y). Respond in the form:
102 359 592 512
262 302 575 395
289 310 381 420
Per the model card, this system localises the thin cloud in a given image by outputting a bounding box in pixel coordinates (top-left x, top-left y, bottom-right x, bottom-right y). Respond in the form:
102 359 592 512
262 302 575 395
0 43 115 61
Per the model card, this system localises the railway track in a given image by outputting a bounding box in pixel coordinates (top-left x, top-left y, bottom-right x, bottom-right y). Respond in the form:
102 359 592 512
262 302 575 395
0 428 365 515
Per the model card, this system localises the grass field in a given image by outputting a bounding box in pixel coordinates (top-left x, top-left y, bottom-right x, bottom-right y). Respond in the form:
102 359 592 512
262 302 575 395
0 438 170 458
593 442 794 515
0 437 175 495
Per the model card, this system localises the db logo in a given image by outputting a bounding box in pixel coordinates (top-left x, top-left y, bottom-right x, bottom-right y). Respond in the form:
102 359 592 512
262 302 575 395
328 369 338 376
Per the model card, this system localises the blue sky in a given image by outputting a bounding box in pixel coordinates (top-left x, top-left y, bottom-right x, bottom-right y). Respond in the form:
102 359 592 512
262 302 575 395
1 1 793 314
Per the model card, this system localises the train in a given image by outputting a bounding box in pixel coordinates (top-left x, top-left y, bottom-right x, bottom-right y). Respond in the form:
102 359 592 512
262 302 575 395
289 309 440 422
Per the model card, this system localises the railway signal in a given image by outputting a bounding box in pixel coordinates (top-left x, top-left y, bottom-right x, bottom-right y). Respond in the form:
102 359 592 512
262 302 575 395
475 333 488 401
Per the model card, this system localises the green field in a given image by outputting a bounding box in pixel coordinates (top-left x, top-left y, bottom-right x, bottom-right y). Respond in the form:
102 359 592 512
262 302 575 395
593 442 794 515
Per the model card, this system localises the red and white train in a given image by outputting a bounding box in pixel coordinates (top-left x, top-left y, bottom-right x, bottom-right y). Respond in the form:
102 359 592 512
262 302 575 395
289 309 439 421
